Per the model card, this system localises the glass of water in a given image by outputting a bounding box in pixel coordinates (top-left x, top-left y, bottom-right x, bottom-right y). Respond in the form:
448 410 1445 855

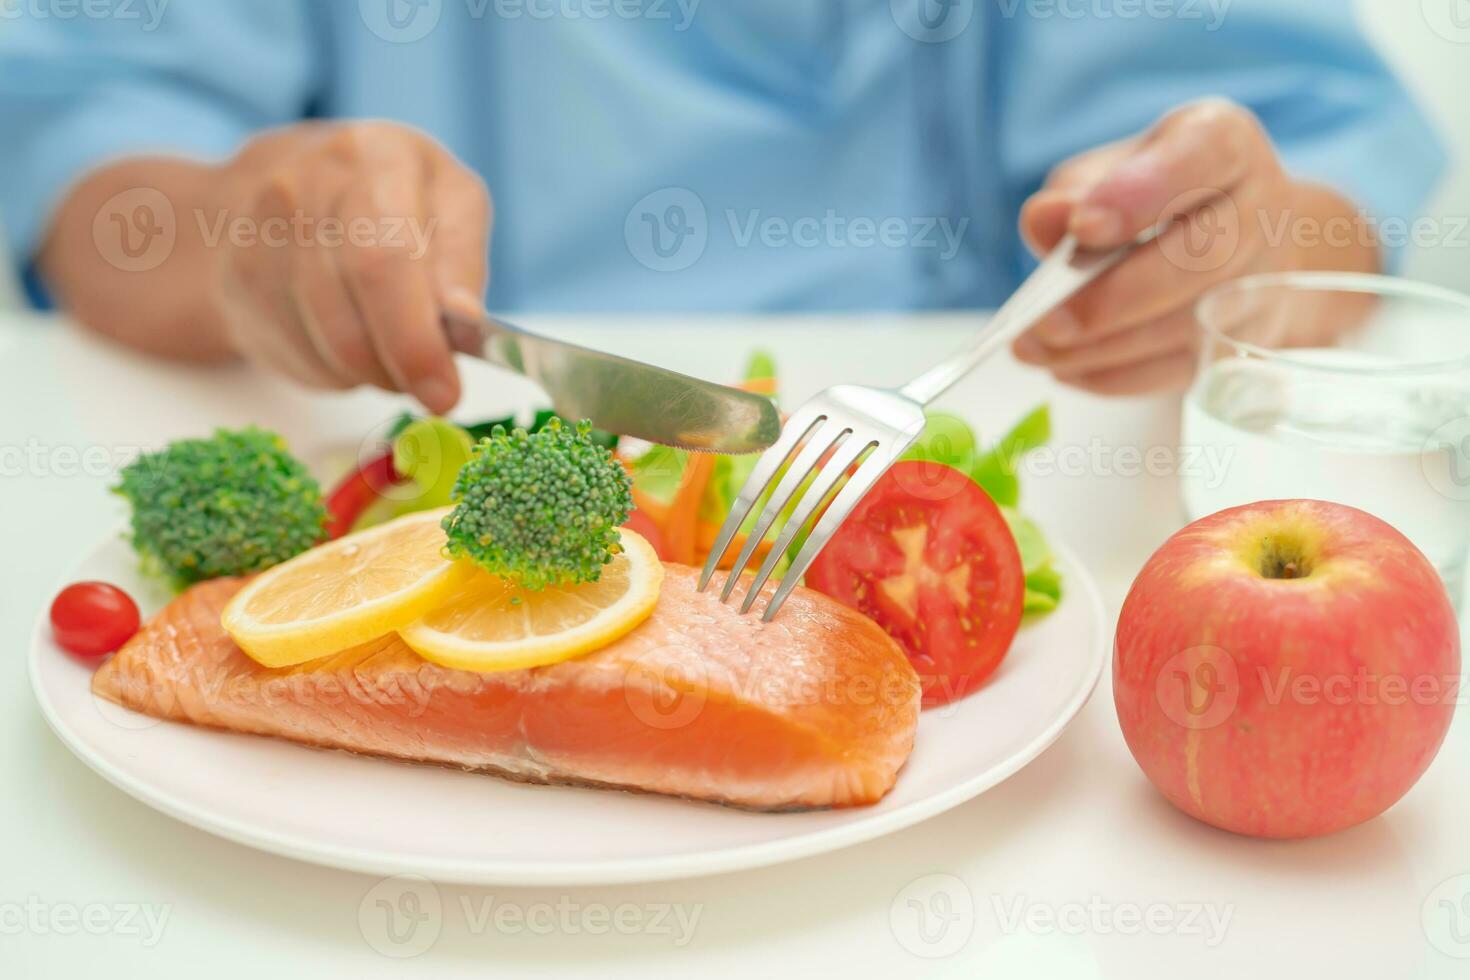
1182 272 1470 605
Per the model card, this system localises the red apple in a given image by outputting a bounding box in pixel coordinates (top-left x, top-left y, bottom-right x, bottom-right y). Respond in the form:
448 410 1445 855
1114 499 1459 839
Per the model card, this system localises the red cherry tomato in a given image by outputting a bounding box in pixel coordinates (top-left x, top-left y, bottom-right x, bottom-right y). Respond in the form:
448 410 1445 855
325 451 401 539
50 582 141 658
806 461 1024 707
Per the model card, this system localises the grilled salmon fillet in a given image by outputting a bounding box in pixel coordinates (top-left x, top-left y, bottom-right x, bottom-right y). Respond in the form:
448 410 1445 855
93 565 920 809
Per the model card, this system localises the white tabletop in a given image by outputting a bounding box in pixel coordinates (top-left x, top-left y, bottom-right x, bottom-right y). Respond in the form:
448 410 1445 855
2 311 1466 979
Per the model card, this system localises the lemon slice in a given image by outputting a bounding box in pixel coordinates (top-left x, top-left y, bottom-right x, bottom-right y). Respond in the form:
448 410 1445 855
222 508 469 667
399 529 664 672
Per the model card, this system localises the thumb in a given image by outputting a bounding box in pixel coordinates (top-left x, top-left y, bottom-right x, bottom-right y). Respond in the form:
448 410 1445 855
1018 187 1082 257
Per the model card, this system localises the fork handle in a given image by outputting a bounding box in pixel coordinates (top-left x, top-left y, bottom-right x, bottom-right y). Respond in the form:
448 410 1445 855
898 228 1160 405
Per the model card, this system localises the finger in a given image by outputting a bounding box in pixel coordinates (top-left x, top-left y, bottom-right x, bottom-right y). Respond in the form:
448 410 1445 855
335 167 461 414
1014 305 1084 352
1016 305 1197 376
1071 99 1267 247
289 242 396 390
441 285 486 354
220 188 348 389
1042 137 1139 193
1019 188 1079 257
425 157 492 301
1020 139 1138 256
1057 349 1197 397
1040 175 1269 348
425 163 492 355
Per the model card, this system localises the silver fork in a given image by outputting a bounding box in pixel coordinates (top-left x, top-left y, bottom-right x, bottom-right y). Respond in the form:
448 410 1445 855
698 230 1158 620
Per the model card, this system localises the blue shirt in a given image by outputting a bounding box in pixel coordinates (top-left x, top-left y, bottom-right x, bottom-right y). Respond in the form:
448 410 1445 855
0 0 1444 312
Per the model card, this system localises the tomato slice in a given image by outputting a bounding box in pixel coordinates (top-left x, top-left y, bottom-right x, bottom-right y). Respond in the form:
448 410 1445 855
805 461 1024 706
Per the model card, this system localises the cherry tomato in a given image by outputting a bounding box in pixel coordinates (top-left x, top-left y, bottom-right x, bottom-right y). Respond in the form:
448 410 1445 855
806 461 1024 707
324 451 400 539
50 582 141 658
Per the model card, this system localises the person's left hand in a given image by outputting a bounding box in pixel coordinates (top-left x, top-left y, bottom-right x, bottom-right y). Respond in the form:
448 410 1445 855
1012 99 1342 396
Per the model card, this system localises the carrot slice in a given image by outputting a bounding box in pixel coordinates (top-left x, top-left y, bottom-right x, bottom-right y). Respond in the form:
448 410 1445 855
631 485 673 528
738 376 778 396
663 452 716 565
696 520 775 570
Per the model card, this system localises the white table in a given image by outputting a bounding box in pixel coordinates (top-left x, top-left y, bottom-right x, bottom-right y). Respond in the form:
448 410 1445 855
2 311 1466 979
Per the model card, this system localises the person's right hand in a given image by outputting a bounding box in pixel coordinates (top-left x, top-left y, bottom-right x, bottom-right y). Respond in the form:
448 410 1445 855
212 121 491 414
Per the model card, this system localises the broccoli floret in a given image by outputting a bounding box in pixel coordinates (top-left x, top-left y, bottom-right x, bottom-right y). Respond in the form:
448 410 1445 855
442 418 633 589
114 427 327 589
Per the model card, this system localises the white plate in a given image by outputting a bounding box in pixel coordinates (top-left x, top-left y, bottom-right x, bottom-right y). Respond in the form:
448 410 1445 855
31 534 1107 886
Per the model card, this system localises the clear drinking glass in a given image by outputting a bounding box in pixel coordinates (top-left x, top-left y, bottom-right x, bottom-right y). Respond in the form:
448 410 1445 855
1182 272 1470 606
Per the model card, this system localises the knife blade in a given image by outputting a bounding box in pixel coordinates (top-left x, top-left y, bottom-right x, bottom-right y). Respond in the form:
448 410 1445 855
444 309 782 454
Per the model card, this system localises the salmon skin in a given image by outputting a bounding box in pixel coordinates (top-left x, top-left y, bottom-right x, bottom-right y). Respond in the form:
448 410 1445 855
93 565 920 810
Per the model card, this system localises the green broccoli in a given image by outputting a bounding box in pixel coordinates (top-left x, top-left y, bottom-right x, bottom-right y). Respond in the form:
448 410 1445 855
442 418 633 590
115 427 327 589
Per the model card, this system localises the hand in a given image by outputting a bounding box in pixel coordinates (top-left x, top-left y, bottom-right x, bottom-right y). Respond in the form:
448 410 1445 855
1012 99 1376 396
212 122 491 413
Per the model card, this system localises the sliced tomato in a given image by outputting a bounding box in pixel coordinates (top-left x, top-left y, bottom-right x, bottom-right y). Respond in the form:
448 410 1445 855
805 461 1024 706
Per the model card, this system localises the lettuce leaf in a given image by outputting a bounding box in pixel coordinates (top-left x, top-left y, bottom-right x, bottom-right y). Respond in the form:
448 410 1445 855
972 404 1050 507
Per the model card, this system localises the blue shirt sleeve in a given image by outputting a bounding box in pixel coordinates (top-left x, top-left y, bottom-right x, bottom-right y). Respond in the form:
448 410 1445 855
0 1 321 298
991 1 1446 273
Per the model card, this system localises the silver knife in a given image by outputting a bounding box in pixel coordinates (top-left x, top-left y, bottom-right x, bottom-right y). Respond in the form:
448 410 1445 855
444 309 782 454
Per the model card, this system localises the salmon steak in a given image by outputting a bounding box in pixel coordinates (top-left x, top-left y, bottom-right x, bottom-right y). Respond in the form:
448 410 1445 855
93 565 921 810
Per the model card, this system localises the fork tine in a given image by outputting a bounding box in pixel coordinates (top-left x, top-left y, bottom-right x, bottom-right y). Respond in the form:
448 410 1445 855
736 433 874 614
758 445 904 622
697 406 825 592
718 420 851 602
